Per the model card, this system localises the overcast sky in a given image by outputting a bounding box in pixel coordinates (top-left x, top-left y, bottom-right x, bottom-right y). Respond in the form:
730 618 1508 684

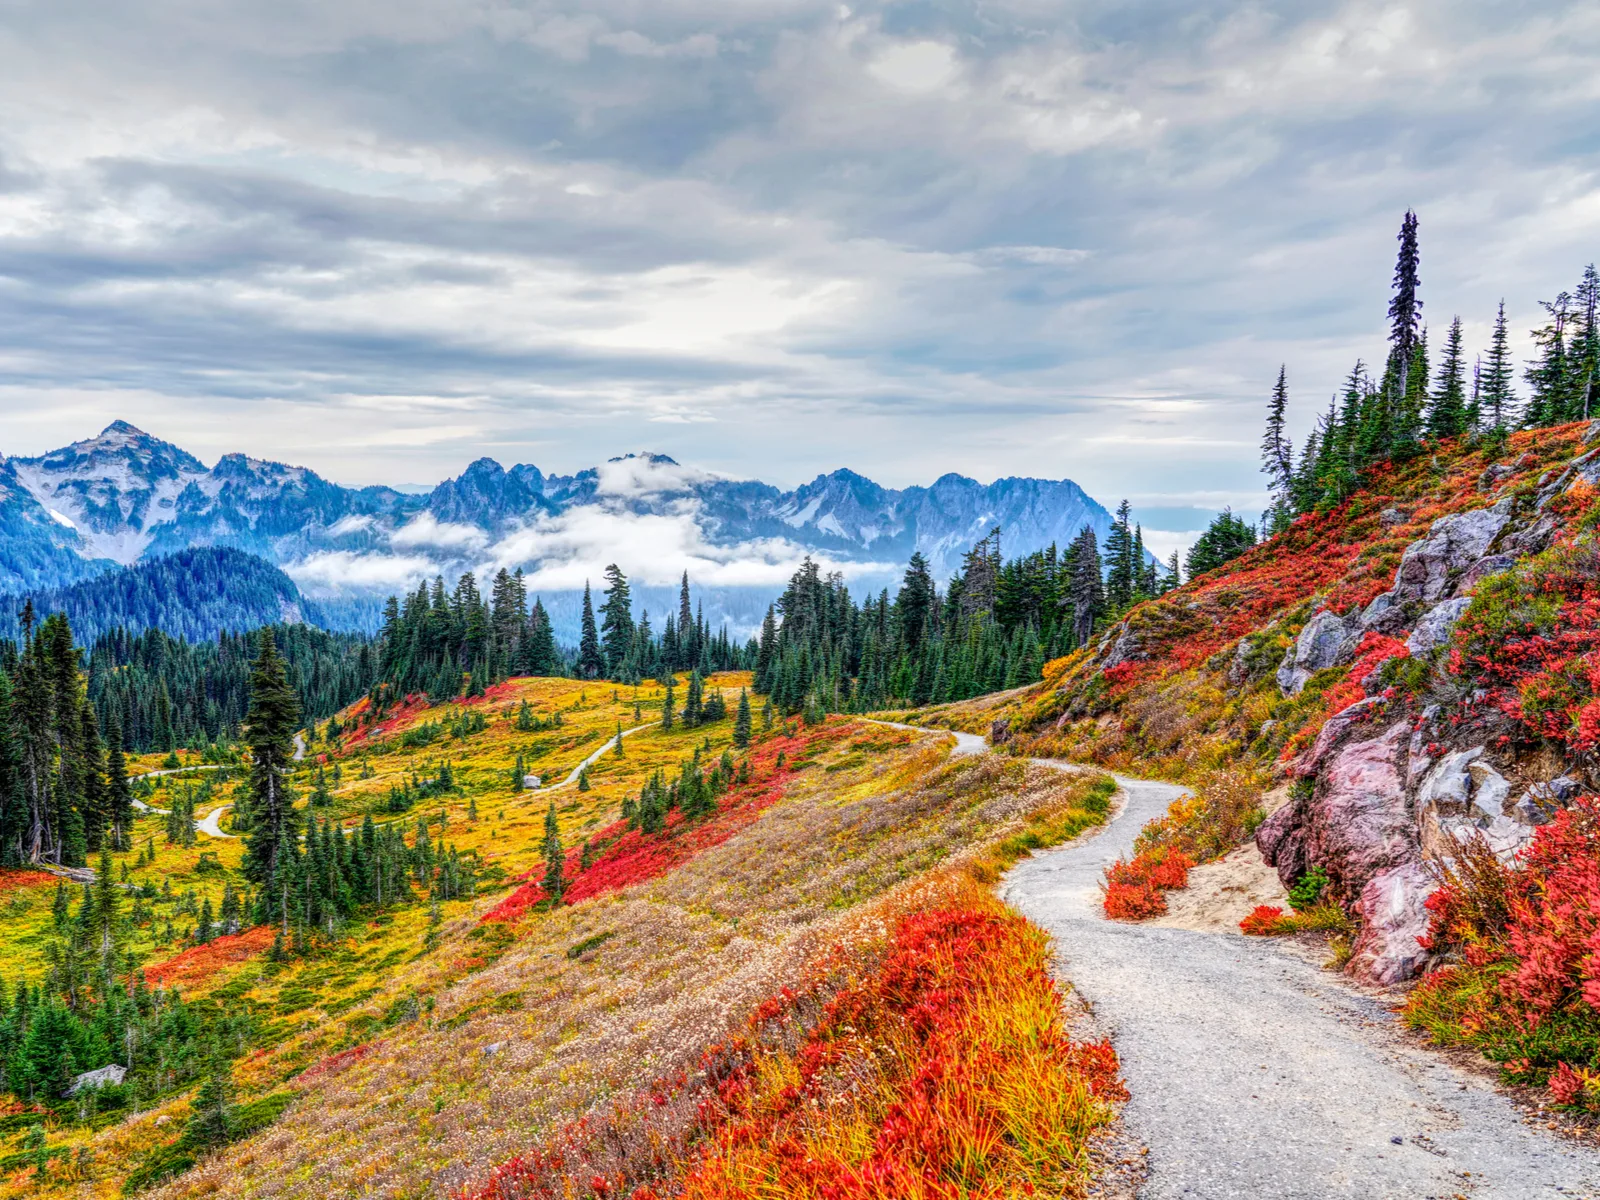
0 1 1595 554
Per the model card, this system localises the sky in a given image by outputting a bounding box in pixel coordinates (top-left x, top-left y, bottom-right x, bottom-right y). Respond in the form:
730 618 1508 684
0 1 1597 562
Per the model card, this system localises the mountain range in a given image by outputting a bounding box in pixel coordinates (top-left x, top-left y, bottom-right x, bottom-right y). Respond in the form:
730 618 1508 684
0 422 1118 636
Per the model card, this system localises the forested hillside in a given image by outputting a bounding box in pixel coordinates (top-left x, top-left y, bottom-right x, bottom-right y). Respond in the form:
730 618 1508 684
0 548 325 646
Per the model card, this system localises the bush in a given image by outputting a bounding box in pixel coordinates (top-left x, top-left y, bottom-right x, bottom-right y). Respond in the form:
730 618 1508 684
1239 905 1284 935
1288 865 1329 911
1102 846 1193 920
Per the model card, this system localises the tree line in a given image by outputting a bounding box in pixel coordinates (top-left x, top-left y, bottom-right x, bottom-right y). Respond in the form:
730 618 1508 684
1260 211 1600 526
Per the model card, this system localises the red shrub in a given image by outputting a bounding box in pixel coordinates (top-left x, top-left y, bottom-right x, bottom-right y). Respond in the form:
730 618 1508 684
144 925 275 988
1100 846 1191 920
1239 906 1285 936
1103 880 1166 920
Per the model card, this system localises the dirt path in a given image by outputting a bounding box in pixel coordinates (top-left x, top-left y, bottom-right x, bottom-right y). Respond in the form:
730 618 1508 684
1003 770 1600 1199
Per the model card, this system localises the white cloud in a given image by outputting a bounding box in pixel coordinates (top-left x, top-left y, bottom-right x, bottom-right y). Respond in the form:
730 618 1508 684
869 41 960 94
593 454 724 498
389 511 489 550
482 499 890 591
286 549 438 594
327 513 375 536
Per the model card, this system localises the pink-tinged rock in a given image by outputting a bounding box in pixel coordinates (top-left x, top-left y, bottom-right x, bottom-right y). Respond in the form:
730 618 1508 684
1289 696 1381 778
1348 861 1435 986
1304 721 1415 905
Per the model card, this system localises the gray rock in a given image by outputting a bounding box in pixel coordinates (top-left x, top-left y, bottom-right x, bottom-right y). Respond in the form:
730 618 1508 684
1101 623 1144 670
1405 597 1471 657
67 1063 126 1096
1358 589 1406 635
1467 760 1512 821
1478 463 1515 493
1277 609 1359 695
1457 554 1515 592
1513 775 1580 826
1416 748 1481 816
1379 508 1408 529
482 1042 504 1057
1391 508 1510 606
1586 418 1600 445
522 774 541 789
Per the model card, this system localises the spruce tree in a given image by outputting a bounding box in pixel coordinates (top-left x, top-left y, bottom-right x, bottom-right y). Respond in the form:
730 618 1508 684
104 720 131 853
540 802 566 904
1427 315 1468 440
1066 525 1104 647
733 689 751 749
186 1053 236 1149
1261 365 1294 501
1481 300 1518 431
577 583 603 680
599 564 635 680
242 630 300 886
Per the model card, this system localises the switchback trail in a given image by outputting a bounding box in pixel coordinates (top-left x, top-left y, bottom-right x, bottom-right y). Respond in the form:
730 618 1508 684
1001 767 1600 1199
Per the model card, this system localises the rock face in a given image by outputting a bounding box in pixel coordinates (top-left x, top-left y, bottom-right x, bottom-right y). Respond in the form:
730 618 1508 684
67 1063 126 1096
1406 597 1472 657
1388 508 1509 607
1276 609 1359 695
1349 862 1435 985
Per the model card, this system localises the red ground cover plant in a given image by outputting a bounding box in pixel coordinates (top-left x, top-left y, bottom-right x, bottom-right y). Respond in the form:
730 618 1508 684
1404 799 1600 1107
1277 631 1410 766
297 1042 374 1084
1239 906 1285 936
1100 847 1193 920
460 875 1125 1200
1449 532 1600 754
0 868 53 893
481 724 853 924
142 924 275 989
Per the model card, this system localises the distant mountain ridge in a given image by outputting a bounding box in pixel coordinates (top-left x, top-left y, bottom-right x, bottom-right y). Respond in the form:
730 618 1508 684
0 423 1119 635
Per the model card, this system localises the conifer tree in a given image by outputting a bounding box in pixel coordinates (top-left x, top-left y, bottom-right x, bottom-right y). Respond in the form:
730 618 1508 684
660 675 675 731
577 583 603 680
242 630 300 886
1481 300 1518 431
1427 316 1468 440
733 689 751 749
540 802 565 904
1261 365 1294 501
186 1053 236 1149
104 720 131 852
1066 526 1104 646
599 564 635 679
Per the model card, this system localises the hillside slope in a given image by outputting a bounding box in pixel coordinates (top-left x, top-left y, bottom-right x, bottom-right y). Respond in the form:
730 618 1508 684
0 673 1126 1198
931 419 1600 1106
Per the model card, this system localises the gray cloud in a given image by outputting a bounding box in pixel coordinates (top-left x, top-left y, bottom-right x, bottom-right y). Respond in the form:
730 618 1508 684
0 0 1596 529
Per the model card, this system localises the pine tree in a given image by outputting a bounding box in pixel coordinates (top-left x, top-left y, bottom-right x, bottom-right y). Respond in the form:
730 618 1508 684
186 1053 236 1149
1185 509 1256 578
241 630 301 886
1261 365 1294 502
104 720 131 853
613 720 625 758
733 689 751 749
1066 525 1104 646
1481 300 1518 431
1427 315 1468 440
577 583 603 680
660 675 675 731
599 564 635 679
540 802 565 905
1102 501 1136 613
1386 210 1423 396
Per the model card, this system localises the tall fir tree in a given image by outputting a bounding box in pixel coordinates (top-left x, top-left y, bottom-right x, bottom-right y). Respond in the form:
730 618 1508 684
241 629 301 886
598 564 635 679
1427 315 1468 440
1481 300 1518 431
576 583 604 680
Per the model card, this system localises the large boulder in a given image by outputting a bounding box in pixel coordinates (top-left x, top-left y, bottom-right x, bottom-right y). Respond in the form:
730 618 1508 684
1391 508 1510 606
1260 720 1415 907
67 1063 126 1096
1276 609 1359 695
1348 862 1435 986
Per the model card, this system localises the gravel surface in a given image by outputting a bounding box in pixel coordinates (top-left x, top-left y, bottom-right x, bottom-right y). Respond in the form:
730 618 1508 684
1003 770 1600 1200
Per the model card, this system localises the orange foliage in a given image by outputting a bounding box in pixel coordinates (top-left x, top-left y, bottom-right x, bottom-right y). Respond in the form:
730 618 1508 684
1239 906 1286 936
1101 847 1193 921
143 924 275 989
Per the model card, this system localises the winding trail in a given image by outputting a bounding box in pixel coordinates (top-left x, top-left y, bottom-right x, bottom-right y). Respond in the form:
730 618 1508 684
1004 769 1600 1198
550 721 660 789
127 731 308 840
873 721 1600 1197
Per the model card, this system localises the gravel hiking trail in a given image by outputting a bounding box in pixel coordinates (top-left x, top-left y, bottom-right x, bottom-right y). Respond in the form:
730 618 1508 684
1003 768 1600 1199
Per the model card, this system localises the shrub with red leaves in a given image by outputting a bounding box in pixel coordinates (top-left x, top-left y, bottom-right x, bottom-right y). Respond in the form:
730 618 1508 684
1405 797 1600 1106
1101 847 1193 921
1239 906 1285 936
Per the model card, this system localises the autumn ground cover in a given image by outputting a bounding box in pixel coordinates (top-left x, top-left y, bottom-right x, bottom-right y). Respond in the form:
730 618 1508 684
2 671 1124 1199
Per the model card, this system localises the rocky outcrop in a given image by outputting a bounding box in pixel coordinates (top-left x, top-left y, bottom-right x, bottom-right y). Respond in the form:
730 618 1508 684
1405 597 1471 657
1276 609 1359 695
989 717 1013 746
67 1063 126 1096
1348 862 1434 985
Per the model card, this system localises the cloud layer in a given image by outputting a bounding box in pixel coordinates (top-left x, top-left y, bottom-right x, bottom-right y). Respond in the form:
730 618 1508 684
0 1 1596 519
